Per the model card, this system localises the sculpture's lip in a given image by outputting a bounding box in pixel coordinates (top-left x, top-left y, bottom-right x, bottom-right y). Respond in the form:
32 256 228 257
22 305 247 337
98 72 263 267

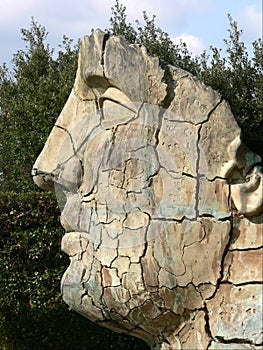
60 213 76 232
31 168 55 191
61 231 91 257
61 231 79 256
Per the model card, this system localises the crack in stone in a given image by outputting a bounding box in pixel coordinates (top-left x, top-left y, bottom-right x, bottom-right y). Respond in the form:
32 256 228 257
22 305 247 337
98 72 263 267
229 246 263 251
204 302 215 348
197 97 223 126
216 335 262 346
202 220 234 301
221 280 263 287
194 122 208 219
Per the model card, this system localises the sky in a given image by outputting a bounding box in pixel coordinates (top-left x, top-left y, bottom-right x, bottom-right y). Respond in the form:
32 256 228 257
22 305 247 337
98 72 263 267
0 0 262 67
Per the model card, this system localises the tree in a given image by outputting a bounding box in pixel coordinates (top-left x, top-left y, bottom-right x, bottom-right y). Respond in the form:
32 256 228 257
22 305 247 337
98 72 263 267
0 19 78 192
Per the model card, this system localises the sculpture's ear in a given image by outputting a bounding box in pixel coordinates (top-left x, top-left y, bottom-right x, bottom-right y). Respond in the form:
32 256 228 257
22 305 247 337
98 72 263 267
231 167 263 216
220 135 263 217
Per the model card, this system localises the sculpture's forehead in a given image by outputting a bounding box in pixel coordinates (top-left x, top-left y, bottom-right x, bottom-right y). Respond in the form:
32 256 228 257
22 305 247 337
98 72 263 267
79 30 167 104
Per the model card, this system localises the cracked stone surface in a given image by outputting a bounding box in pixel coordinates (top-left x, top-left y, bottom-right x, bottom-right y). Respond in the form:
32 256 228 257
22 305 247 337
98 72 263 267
33 30 263 349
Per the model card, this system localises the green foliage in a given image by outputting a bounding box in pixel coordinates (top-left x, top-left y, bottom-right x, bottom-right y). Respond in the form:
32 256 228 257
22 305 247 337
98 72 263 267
0 19 79 192
0 192 64 309
108 0 137 43
0 191 149 349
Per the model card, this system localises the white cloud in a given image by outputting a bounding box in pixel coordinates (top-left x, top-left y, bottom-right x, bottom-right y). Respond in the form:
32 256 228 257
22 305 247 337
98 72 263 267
0 0 217 45
173 34 206 56
0 0 234 66
0 0 38 25
39 0 216 44
237 4 262 41
89 0 216 30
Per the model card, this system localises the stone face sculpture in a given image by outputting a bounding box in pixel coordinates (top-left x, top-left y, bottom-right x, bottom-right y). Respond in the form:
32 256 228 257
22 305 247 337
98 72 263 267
32 30 263 349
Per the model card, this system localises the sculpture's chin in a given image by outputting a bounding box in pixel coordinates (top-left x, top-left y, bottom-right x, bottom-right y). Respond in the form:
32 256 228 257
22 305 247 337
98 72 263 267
60 231 106 323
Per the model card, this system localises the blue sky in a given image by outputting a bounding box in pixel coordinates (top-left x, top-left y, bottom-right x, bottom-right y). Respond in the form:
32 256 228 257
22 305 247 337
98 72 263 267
0 0 262 67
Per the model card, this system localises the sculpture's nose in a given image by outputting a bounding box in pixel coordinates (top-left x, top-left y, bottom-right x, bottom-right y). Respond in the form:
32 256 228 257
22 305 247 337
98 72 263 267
31 168 55 191
31 124 68 192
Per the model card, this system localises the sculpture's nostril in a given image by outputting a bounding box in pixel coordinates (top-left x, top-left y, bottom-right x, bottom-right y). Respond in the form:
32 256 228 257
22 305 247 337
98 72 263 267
32 168 55 192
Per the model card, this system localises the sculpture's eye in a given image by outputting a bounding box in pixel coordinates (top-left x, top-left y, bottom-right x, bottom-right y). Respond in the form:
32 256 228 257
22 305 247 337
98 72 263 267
98 87 139 129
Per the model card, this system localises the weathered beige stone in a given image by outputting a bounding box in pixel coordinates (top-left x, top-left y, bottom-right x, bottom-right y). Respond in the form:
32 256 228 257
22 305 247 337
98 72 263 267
33 30 263 349
104 36 167 104
111 256 130 277
196 283 217 300
61 231 83 257
178 311 210 350
141 244 160 289
124 209 149 230
125 291 151 311
176 220 230 286
129 299 162 326
102 286 131 317
122 263 144 294
200 101 242 180
199 178 230 218
230 214 263 249
207 284 263 344
153 222 185 276
81 294 105 321
159 284 203 314
167 67 221 125
150 168 197 220
79 29 107 92
157 118 199 176
118 241 146 263
223 249 263 284
231 167 263 216
158 268 177 289
102 267 120 287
